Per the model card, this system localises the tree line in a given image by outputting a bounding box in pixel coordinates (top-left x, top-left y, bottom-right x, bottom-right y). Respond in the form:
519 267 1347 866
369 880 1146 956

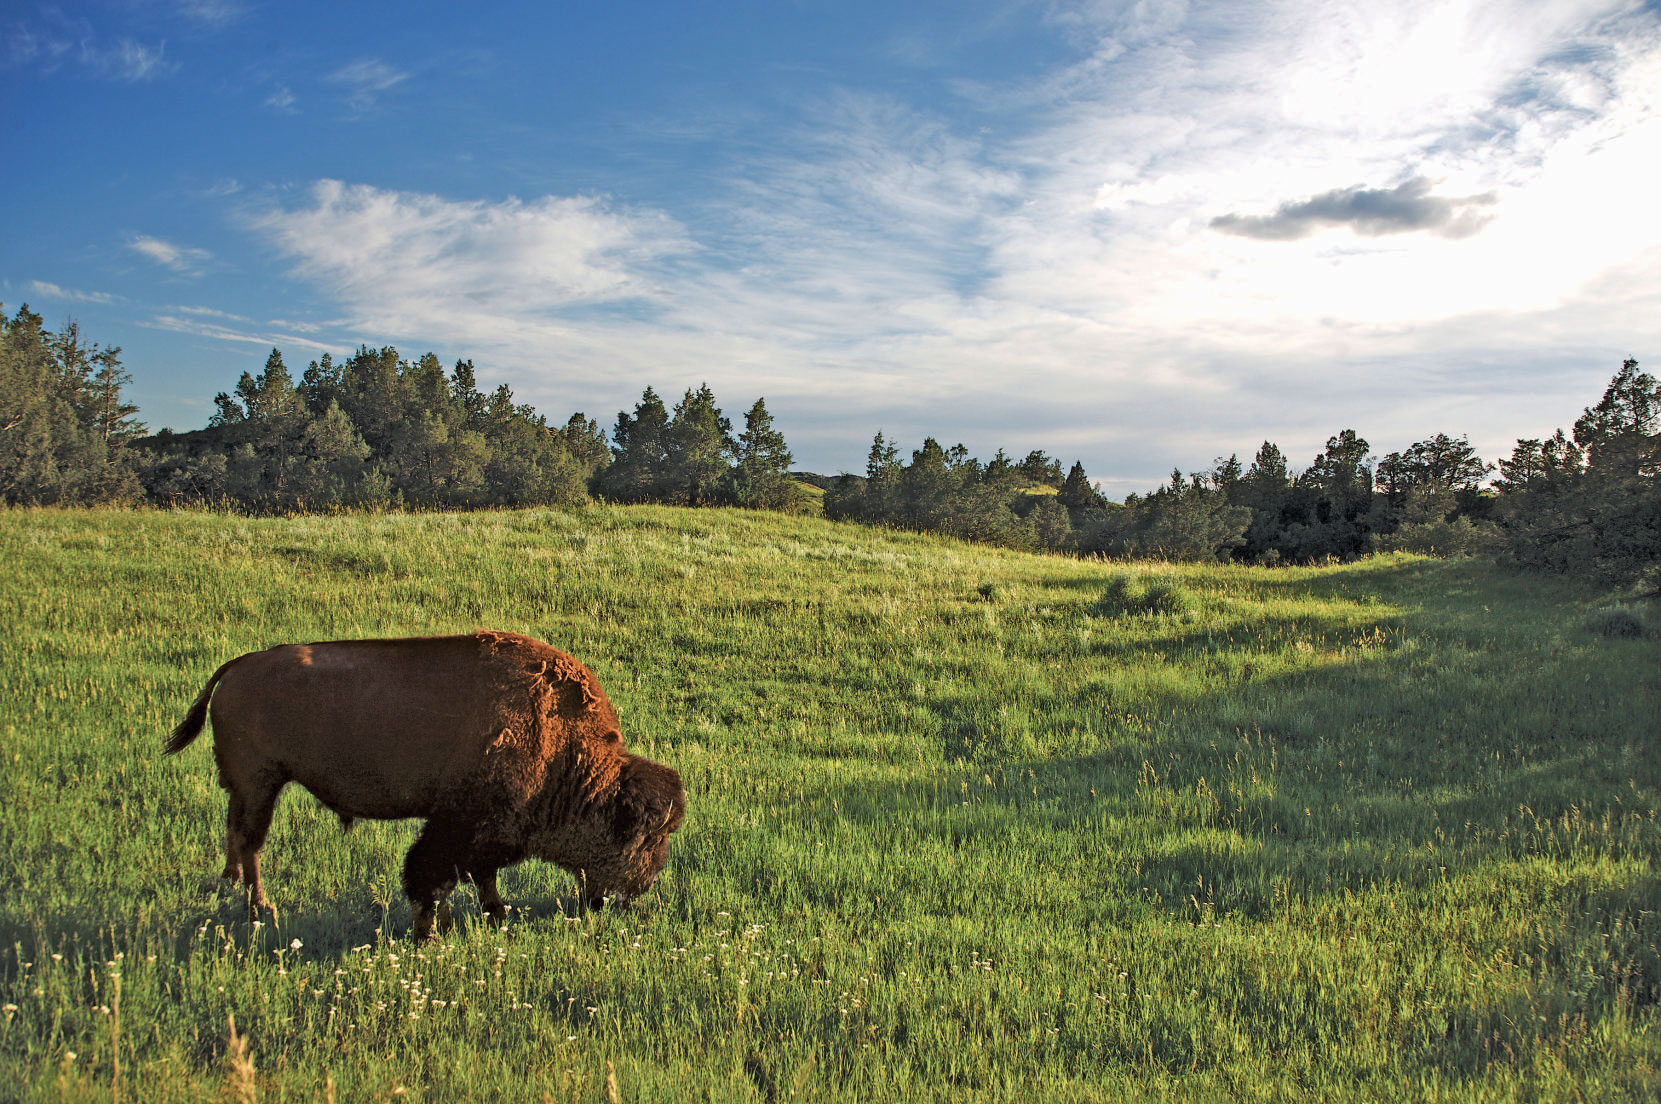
1 304 801 514
2 303 1654 583
826 359 1658 585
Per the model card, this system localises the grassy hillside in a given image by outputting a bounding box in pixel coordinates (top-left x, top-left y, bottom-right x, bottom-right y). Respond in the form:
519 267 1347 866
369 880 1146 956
1 506 1657 1102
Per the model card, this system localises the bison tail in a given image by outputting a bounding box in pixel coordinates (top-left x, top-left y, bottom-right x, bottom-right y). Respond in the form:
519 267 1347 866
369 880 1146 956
164 658 238 755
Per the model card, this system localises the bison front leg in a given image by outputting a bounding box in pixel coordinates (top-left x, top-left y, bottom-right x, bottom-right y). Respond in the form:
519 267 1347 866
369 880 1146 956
402 818 471 942
475 868 508 926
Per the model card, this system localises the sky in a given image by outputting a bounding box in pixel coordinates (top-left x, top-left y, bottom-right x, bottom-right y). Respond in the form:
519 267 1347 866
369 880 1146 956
4 0 1659 493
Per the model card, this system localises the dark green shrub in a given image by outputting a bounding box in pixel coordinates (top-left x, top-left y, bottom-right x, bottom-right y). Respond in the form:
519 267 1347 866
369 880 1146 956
1585 604 1648 638
1098 572 1196 616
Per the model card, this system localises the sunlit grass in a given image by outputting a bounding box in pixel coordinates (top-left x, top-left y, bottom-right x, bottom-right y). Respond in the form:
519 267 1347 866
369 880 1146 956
1 505 1657 1101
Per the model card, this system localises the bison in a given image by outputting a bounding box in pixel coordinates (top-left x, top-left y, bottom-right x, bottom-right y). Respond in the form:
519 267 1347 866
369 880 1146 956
165 630 685 940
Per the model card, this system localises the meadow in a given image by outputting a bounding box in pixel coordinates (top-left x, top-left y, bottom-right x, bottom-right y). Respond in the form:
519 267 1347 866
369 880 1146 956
1 505 1657 1102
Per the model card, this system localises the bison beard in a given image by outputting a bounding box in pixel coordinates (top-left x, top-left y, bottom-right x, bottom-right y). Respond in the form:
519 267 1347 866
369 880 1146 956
165 631 685 940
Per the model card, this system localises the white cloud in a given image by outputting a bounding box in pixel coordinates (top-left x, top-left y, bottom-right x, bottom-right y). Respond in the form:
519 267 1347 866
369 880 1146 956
129 235 213 273
956 1 1660 396
253 179 692 343
26 280 117 305
265 86 297 113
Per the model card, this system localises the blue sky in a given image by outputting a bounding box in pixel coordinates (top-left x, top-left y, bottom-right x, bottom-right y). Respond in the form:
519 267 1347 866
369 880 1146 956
4 0 1659 490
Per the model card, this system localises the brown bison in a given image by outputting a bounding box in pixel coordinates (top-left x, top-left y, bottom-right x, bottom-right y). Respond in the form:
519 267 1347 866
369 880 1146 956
165 631 685 940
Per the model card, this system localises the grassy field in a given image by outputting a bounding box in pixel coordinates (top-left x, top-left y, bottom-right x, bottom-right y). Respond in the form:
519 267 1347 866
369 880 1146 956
1 505 1657 1102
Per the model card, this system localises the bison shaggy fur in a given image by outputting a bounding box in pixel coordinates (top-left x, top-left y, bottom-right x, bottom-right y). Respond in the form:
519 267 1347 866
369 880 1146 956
165 631 685 939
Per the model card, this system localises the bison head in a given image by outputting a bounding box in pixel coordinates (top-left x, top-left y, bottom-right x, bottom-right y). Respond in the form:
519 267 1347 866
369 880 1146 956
584 755 686 910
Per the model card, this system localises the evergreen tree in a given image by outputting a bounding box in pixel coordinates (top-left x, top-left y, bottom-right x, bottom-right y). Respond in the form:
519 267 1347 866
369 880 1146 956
1246 441 1289 490
1210 454 1243 491
1291 430 1376 559
1491 361 1659 582
299 353 342 415
901 437 956 529
1376 434 1490 500
450 359 488 430
1057 460 1104 510
598 387 671 503
1078 476 1249 562
984 448 1014 486
1019 449 1064 487
291 401 374 508
662 383 733 506
1573 358 1659 475
1493 430 1583 494
0 305 143 504
559 413 612 487
864 430 902 518
1030 495 1074 551
729 397 797 510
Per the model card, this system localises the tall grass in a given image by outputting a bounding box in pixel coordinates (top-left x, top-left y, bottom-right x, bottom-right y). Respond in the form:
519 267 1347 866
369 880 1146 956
1 506 1657 1101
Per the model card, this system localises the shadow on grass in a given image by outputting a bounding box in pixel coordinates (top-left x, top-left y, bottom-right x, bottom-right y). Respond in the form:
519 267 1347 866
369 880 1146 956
0 831 632 979
803 559 1661 1079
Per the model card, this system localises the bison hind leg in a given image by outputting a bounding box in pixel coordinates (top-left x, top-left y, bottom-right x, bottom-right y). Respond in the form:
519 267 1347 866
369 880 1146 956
223 775 285 921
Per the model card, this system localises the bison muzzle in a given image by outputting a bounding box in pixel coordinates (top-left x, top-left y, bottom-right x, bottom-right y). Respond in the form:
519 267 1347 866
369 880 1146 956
165 631 685 940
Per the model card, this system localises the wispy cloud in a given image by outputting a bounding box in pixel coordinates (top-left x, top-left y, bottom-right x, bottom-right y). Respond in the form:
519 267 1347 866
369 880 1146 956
327 58 409 114
129 235 213 274
175 0 249 28
147 313 348 356
200 178 242 198
26 280 117 305
170 304 252 323
265 85 297 114
1 12 172 82
1210 178 1499 240
104 38 171 81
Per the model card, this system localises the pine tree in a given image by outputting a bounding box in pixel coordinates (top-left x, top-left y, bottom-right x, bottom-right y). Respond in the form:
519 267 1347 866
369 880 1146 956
291 401 373 508
662 383 733 506
1057 461 1103 510
559 413 612 487
0 305 143 504
729 397 796 510
598 387 671 503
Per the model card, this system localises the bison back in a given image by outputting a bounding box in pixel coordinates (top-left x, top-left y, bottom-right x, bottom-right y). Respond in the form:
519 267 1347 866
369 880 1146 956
207 632 615 821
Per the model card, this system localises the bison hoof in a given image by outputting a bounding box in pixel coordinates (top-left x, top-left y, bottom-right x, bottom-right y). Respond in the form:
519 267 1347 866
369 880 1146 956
410 901 448 942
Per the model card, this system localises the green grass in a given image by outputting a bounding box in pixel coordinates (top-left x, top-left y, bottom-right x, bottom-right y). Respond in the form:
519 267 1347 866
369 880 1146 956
1 505 1657 1102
